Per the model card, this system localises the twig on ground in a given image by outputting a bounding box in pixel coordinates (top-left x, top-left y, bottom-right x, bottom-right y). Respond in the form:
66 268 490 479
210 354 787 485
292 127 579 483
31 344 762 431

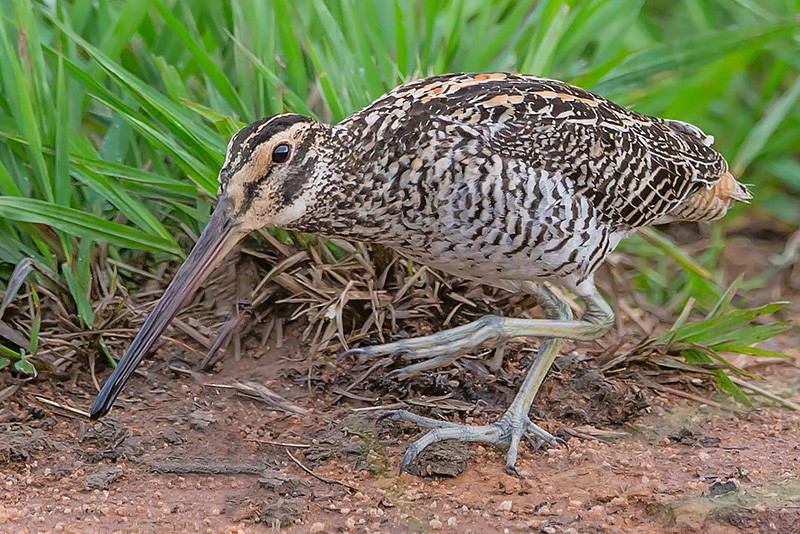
245 438 311 448
560 425 629 443
728 375 800 411
0 384 19 402
205 380 308 415
88 354 101 392
285 449 358 492
33 395 91 419
330 388 379 402
649 383 729 411
351 403 404 412
200 302 251 370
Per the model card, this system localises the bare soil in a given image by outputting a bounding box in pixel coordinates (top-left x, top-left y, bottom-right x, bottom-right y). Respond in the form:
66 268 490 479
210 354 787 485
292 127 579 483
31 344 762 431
2 232 799 532
1 328 798 533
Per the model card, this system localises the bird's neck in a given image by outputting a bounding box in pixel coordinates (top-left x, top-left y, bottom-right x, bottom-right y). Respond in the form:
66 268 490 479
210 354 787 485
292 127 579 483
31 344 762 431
287 124 399 241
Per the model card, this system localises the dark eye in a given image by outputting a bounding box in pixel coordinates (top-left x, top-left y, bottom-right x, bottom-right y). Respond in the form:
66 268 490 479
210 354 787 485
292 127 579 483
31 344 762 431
272 143 291 163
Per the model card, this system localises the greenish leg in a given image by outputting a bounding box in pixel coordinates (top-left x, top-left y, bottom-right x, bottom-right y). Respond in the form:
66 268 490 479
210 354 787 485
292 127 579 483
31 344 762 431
379 284 614 475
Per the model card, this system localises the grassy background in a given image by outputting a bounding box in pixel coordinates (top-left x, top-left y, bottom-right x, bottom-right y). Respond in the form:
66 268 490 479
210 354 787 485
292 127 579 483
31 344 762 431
0 1 798 388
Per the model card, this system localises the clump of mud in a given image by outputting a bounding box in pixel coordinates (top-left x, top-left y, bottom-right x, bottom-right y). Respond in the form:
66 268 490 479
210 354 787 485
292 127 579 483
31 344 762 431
404 442 474 477
0 423 51 464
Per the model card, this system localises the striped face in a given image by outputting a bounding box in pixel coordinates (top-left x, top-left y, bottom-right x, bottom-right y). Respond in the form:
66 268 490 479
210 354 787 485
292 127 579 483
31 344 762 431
219 113 324 230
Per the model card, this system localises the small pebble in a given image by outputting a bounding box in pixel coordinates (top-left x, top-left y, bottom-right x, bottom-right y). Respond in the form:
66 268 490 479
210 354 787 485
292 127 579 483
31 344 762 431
310 522 326 533
429 518 443 530
609 496 628 508
498 500 513 512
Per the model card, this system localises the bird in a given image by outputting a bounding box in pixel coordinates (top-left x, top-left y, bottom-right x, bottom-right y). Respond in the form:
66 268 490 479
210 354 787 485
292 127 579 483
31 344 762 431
90 72 751 475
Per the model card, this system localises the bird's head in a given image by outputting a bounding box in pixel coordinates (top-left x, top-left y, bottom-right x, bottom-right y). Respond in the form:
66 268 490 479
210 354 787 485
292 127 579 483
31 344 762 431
219 113 328 231
90 113 328 419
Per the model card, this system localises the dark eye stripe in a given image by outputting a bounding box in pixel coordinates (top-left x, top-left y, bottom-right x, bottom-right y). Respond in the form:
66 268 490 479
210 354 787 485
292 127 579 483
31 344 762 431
224 114 311 174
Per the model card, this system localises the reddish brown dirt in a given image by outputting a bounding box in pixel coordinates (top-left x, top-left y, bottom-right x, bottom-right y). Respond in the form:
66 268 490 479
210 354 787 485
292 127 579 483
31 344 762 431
1 330 798 533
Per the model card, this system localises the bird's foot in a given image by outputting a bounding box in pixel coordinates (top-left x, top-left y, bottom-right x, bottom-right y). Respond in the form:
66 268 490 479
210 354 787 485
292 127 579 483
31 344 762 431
380 408 559 476
339 315 508 379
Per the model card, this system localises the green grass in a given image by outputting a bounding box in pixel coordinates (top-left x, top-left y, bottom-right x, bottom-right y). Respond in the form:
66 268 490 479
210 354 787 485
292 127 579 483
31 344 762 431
0 1 797 399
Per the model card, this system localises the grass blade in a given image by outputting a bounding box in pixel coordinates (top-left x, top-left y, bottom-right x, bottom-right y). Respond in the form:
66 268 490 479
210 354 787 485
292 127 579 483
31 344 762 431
733 76 800 174
0 258 34 320
0 197 182 255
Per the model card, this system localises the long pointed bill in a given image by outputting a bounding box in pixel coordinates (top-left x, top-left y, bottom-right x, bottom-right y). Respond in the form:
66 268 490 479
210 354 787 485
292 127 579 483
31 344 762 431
90 195 245 419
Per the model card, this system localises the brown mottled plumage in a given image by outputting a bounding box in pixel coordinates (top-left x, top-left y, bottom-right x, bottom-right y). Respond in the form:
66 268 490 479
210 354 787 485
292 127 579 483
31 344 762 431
92 73 749 475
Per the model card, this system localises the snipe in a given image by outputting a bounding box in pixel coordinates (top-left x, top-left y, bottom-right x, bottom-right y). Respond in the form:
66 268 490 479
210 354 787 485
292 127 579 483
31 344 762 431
91 73 750 475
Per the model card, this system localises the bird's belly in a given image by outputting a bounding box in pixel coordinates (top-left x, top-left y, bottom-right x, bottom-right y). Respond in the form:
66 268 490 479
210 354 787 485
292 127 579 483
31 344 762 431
382 211 626 291
390 239 593 287
398 246 558 281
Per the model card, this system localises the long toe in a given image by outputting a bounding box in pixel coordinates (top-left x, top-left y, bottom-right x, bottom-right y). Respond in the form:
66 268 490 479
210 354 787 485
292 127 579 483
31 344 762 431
525 420 559 446
383 409 557 474
398 425 499 472
504 428 524 476
385 354 462 380
337 347 368 362
346 315 506 360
